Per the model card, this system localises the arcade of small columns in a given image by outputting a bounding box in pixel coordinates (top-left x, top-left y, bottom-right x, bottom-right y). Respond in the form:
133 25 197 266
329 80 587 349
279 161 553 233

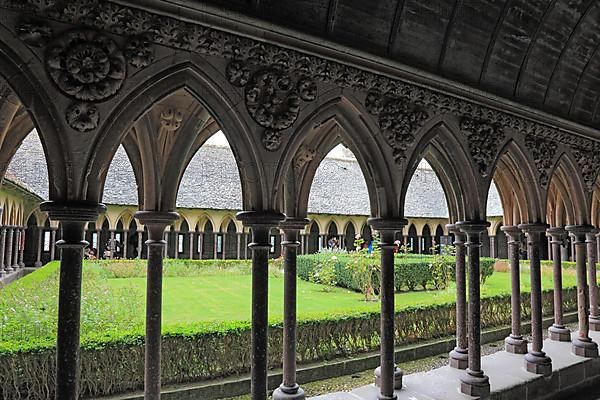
0 7 599 400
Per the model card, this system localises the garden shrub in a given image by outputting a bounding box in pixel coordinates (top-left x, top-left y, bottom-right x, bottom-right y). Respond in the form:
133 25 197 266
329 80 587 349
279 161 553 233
0 287 577 399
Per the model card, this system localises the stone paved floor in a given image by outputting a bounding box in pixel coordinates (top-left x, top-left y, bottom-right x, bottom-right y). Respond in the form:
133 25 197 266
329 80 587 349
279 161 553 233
311 329 600 400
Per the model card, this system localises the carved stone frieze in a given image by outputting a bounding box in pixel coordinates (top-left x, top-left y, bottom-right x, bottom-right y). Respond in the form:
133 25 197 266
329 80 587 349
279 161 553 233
294 146 316 170
4 0 599 157
66 101 98 132
45 29 126 102
459 117 505 177
573 148 600 192
365 92 429 164
524 134 558 188
15 17 52 46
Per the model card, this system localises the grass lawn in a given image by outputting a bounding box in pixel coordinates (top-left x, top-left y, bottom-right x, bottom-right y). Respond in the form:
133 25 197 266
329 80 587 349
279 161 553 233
106 263 579 325
0 259 581 343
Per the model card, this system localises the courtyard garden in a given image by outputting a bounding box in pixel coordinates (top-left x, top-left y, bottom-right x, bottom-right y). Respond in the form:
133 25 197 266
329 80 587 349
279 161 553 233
0 253 583 399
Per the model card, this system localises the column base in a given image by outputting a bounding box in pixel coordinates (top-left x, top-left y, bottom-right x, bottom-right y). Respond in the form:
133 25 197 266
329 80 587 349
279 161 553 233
374 365 403 390
505 335 528 354
590 316 600 331
449 347 468 369
572 337 599 358
272 384 306 400
4 266 13 273
34 261 42 268
524 351 552 375
548 324 571 342
460 369 490 398
18 262 24 268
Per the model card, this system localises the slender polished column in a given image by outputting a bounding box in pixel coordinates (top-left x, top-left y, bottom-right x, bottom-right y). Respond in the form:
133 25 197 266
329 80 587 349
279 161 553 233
135 211 179 400
198 232 204 259
189 232 194 259
137 231 143 259
213 233 218 259
566 225 599 357
19 227 25 268
587 229 600 331
174 231 180 259
447 223 469 368
237 232 242 260
273 218 309 400
456 221 490 398
0 226 5 276
237 211 285 400
547 227 571 341
109 230 115 259
370 218 406 399
5 226 14 272
50 228 57 260
35 227 43 267
519 223 552 375
12 228 19 269
41 201 104 400
502 226 528 353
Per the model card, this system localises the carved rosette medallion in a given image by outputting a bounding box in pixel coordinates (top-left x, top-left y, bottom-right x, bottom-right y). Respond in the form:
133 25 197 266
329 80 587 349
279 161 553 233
573 149 600 192
226 61 317 151
66 102 99 132
45 30 126 101
365 92 429 164
524 134 557 188
459 117 505 177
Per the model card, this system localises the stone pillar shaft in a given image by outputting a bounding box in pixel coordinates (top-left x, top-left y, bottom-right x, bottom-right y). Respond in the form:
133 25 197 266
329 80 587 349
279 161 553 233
587 230 600 330
547 228 570 341
5 227 14 272
448 224 468 368
566 225 599 358
50 229 57 260
135 211 178 400
502 226 527 353
137 231 143 259
189 232 194 260
0 227 6 274
18 228 25 267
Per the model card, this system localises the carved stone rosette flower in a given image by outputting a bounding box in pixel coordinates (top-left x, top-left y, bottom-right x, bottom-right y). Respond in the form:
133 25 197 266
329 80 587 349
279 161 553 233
226 61 317 151
366 92 429 164
66 102 99 132
524 134 557 188
460 117 505 177
45 29 126 101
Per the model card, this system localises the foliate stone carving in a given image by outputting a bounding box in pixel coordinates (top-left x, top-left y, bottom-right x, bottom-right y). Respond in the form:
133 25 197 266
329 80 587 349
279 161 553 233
66 102 98 132
226 62 318 151
8 0 600 156
365 92 429 164
524 134 557 188
459 117 505 177
124 34 154 68
45 30 126 101
294 146 317 170
15 17 52 46
159 108 183 131
573 148 600 192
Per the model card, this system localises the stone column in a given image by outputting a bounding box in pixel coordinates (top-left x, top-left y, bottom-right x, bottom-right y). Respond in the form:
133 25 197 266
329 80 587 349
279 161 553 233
244 233 249 259
109 230 115 259
456 221 490 398
566 225 599 357
189 232 194 260
174 231 179 259
237 211 285 400
123 232 128 259
0 227 5 276
50 228 57 260
237 233 242 260
300 234 306 255
547 227 571 341
41 201 104 400
35 227 43 267
213 233 218 259
18 228 25 268
416 235 422 254
447 224 469 368
370 218 406 399
135 211 178 400
5 227 14 272
198 232 204 259
489 235 496 259
519 223 552 375
12 227 20 269
588 229 600 330
501 226 528 353
273 218 309 400
222 233 227 260
137 231 143 259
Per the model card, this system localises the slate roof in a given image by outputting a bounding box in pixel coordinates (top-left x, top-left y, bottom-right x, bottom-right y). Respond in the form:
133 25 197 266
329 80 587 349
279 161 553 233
5 131 503 217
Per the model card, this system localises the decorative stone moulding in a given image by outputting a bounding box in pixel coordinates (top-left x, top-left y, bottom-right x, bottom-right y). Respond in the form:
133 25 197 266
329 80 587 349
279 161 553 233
5 0 600 171
525 133 558 189
65 101 99 132
459 117 505 177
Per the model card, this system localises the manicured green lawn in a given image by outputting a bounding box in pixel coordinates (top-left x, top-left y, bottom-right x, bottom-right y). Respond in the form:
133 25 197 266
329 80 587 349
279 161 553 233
105 264 578 325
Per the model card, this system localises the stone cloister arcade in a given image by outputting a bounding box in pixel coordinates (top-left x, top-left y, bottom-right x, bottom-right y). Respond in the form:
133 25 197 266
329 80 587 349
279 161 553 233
1 1 600 400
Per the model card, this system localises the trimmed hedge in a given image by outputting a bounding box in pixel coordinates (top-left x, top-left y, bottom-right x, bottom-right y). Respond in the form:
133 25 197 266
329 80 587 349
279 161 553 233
0 287 577 399
297 254 496 292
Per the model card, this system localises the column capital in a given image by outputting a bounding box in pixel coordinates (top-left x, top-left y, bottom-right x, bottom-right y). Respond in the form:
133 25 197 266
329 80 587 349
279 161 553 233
134 211 179 240
546 226 567 241
368 217 408 231
279 217 310 231
447 223 466 245
586 228 600 242
236 211 285 228
566 224 594 243
456 220 489 235
518 223 549 234
501 225 522 239
40 201 106 222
